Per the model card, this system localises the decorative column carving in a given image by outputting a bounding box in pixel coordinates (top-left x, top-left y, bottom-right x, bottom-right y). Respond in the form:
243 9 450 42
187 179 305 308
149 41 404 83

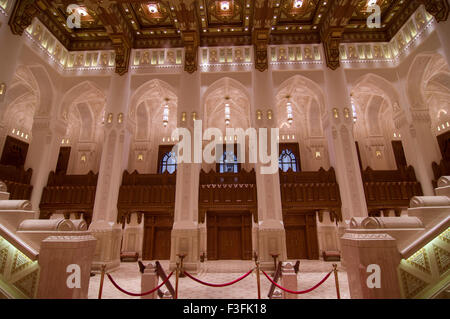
89 73 132 272
25 114 66 216
253 68 287 270
170 70 201 272
323 68 368 221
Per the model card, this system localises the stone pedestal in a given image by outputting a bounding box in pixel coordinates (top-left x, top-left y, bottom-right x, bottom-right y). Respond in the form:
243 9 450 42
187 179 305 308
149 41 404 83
341 230 402 299
170 227 200 272
141 263 158 299
89 221 122 272
258 220 287 270
37 235 97 299
281 263 298 299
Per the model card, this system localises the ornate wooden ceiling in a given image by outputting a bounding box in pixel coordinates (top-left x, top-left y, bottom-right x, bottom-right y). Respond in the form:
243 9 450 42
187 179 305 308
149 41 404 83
8 0 450 74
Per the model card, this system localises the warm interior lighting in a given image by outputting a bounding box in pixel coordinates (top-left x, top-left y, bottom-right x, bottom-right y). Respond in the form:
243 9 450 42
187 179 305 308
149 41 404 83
225 102 231 126
286 97 293 124
294 0 304 8
221 1 230 11
163 99 169 127
76 7 88 17
367 0 377 6
148 4 158 13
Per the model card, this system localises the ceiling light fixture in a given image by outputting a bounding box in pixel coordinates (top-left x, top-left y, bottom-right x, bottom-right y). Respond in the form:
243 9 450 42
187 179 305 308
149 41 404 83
294 0 304 8
148 4 158 14
221 1 230 11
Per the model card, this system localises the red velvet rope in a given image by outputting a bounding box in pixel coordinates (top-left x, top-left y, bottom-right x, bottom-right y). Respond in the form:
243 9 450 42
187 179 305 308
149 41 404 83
107 271 174 297
184 268 255 287
262 270 332 295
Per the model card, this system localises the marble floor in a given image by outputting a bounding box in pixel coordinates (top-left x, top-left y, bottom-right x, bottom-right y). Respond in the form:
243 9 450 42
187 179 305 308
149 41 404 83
88 260 350 299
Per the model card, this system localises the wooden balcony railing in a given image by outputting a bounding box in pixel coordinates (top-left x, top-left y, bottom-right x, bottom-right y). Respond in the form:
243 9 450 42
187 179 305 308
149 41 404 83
39 171 98 225
0 164 33 200
361 166 423 216
198 169 258 223
432 159 450 188
117 171 176 225
279 168 342 221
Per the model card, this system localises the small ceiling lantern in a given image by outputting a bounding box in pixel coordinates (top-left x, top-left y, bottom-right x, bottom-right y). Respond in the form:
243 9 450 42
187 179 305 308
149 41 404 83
224 97 231 126
163 98 170 127
220 1 231 11
286 96 293 125
293 0 304 9
148 4 158 14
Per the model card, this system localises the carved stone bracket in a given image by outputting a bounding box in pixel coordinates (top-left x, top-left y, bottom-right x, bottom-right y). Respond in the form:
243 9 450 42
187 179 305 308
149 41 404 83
253 29 270 72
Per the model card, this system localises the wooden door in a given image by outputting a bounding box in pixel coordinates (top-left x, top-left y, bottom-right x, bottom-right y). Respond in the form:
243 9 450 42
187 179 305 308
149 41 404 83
142 214 173 260
283 211 319 260
207 211 252 260
55 147 71 174
392 141 407 169
437 131 450 160
0 136 29 167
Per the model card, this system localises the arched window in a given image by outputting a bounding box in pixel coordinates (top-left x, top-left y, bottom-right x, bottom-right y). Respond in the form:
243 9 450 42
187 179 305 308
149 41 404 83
219 151 238 173
160 151 177 174
279 149 298 172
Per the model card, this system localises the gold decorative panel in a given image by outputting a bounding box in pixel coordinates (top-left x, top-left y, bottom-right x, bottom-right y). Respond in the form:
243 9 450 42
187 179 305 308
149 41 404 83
398 227 450 299
0 235 40 299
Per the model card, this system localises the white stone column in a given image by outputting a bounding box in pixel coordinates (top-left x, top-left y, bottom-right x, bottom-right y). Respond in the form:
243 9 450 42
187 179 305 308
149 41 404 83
323 67 368 222
25 117 66 215
89 74 132 272
393 107 440 195
170 71 201 272
0 5 25 153
433 16 450 64
0 3 24 108
253 69 287 269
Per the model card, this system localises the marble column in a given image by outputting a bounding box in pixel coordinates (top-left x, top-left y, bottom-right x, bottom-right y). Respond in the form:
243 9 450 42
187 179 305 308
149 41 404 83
25 116 66 215
323 67 368 222
0 3 25 154
89 73 132 272
393 79 440 196
253 68 287 269
170 71 201 272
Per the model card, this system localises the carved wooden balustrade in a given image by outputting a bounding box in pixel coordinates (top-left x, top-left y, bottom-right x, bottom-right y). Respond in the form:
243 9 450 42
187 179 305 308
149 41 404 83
39 171 98 225
198 169 258 223
279 168 342 221
432 159 450 188
117 171 176 225
0 164 33 200
361 166 423 216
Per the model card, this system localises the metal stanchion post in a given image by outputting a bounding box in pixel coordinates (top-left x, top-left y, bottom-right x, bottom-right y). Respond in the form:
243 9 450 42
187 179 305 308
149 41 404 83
175 261 180 299
333 264 341 299
256 260 261 299
98 264 106 299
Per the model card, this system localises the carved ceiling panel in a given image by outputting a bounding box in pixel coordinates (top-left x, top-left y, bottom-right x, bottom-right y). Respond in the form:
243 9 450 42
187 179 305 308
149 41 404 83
7 0 449 74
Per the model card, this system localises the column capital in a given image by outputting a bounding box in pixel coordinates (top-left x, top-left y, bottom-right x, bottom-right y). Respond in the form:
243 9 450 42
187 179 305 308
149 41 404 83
410 109 432 124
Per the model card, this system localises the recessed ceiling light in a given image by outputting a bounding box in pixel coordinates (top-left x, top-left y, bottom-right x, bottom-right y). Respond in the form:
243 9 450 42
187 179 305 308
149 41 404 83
294 0 304 8
220 1 230 11
148 4 158 14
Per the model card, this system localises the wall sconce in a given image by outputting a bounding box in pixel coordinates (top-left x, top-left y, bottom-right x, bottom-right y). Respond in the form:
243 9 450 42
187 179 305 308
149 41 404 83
0 83 5 96
333 108 339 119
376 150 382 158
81 154 87 162
181 112 187 122
107 113 113 124
267 110 273 120
343 108 350 119
137 154 144 161
256 110 262 120
192 112 197 121
117 113 123 124
315 151 321 159
163 98 170 127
